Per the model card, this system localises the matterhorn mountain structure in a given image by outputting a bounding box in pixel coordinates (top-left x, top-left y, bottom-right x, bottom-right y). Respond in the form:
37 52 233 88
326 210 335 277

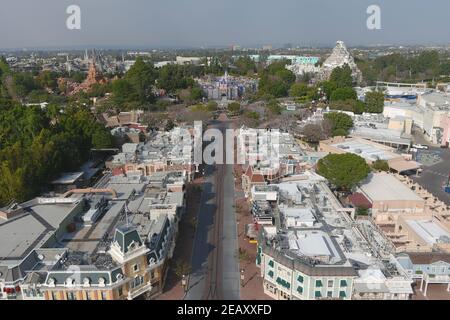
317 41 362 84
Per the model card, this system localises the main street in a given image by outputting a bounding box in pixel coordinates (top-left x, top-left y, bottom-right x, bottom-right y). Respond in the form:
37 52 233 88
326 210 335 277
185 114 240 300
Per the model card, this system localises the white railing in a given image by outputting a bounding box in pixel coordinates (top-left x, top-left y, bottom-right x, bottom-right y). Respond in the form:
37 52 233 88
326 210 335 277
127 282 152 300
424 274 450 283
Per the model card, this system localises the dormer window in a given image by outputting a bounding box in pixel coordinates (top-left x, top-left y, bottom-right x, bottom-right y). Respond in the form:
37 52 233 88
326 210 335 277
48 278 56 287
98 277 106 287
83 277 91 287
65 277 75 286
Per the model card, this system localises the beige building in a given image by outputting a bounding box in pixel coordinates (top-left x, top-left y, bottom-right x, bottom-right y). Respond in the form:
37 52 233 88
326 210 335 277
358 172 425 218
319 136 421 173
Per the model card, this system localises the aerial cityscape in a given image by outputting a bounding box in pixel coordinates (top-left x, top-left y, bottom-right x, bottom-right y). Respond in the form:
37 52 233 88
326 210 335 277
1 0 450 308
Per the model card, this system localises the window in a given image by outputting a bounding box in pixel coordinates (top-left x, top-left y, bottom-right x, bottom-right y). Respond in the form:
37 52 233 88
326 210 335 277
297 286 303 294
340 280 347 287
150 271 155 279
85 291 92 300
315 291 322 298
327 291 333 298
131 275 144 289
101 291 108 300
132 264 140 272
327 280 334 288
118 287 123 297
268 270 274 278
51 291 57 300
339 291 346 298
67 292 75 300
297 275 304 283
268 260 274 267
315 280 323 287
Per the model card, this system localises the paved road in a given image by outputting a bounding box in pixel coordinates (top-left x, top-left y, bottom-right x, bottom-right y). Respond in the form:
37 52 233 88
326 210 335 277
185 117 240 300
411 146 450 206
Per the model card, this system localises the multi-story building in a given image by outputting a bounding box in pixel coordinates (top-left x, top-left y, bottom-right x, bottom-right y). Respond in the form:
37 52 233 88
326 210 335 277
0 171 186 300
255 173 413 300
107 127 196 181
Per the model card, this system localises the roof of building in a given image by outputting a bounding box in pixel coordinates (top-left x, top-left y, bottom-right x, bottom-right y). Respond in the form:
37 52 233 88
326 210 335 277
405 219 450 245
51 172 84 185
359 173 423 202
348 192 372 209
330 138 399 162
405 252 450 265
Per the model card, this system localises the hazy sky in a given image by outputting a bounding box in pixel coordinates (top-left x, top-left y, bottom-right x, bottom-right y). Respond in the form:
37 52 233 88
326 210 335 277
1 0 450 49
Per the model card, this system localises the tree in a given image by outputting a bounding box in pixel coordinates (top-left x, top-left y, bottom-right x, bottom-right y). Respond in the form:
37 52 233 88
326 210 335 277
174 260 191 277
92 129 113 149
228 101 241 113
189 86 204 102
330 87 357 101
301 124 324 143
266 99 282 115
330 99 365 114
365 91 384 113
233 56 256 76
317 153 370 191
372 159 390 172
330 64 353 88
289 83 308 97
324 112 354 135
258 61 296 98
206 100 218 112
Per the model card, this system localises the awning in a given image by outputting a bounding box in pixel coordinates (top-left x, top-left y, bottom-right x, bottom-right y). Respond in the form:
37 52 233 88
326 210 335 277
388 159 421 173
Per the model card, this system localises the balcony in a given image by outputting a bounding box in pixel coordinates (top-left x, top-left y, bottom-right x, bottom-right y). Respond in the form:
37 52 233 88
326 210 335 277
127 282 153 300
424 274 450 284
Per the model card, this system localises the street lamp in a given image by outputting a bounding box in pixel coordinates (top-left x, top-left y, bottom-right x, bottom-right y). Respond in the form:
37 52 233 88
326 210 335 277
240 269 245 287
181 274 187 292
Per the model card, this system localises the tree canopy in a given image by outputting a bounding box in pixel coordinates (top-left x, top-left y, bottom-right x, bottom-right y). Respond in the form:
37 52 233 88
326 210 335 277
317 153 370 190
258 61 296 98
0 104 113 205
324 112 354 136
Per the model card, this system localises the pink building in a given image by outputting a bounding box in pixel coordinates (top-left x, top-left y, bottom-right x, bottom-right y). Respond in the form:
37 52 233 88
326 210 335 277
440 114 450 147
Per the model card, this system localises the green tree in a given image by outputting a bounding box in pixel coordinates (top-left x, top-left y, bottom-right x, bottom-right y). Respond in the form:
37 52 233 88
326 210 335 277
289 83 308 97
330 64 353 88
228 102 241 113
330 87 357 101
317 153 370 190
233 56 256 76
324 112 354 135
258 60 296 98
124 57 156 103
372 159 390 172
92 129 113 149
365 91 385 113
206 100 218 111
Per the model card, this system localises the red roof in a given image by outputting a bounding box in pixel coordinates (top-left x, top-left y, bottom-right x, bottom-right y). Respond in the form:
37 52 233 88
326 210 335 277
251 173 265 183
348 192 372 209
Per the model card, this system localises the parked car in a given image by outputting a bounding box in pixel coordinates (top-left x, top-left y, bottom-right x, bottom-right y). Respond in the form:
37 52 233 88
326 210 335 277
412 144 429 150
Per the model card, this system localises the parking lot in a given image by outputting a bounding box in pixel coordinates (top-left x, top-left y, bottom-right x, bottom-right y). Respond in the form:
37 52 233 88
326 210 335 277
411 147 450 206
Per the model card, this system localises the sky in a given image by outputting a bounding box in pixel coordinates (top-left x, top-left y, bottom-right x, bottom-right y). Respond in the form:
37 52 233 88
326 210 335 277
1 0 450 49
